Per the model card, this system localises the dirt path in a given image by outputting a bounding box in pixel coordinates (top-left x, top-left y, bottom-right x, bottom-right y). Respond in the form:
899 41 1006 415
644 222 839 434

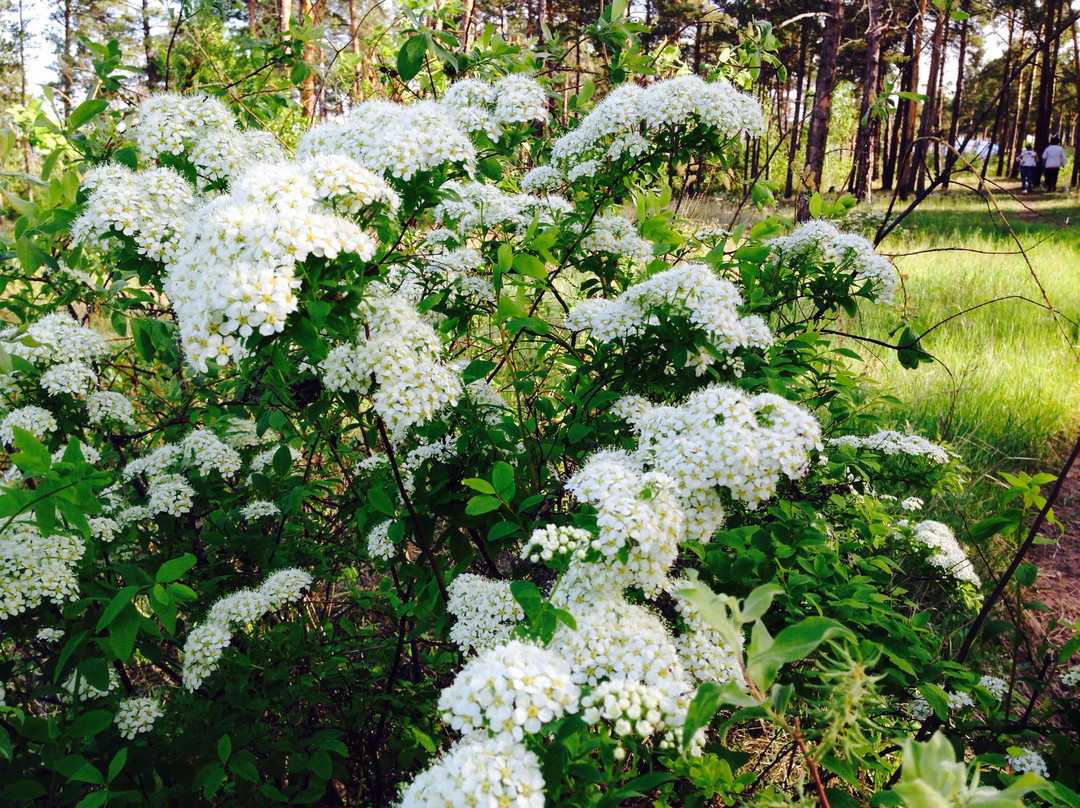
1030 456 1080 647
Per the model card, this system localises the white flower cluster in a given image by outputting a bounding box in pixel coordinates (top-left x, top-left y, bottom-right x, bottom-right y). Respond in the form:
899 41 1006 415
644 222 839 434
566 263 773 370
133 92 236 157
164 159 378 372
572 214 655 267
433 180 571 237
581 678 704 753
614 384 822 524
181 568 312 691
548 75 764 181
442 74 548 140
447 573 524 654
564 451 684 595
72 164 197 262
366 520 395 560
319 288 463 441
86 391 136 430
114 696 165 739
1062 666 1080 687
0 405 58 445
438 640 580 740
520 524 592 564
63 667 119 702
240 500 280 520
979 674 1008 701
189 129 285 187
666 577 744 687
395 731 545 808
298 99 476 180
0 312 111 399
549 597 684 688
912 520 981 587
768 219 899 305
901 496 924 512
830 430 954 465
146 474 196 517
123 428 241 481
0 519 84 619
1006 748 1048 777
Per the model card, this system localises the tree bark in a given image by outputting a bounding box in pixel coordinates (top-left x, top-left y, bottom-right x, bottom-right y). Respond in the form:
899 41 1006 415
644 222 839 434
897 0 928 200
915 9 946 193
854 0 885 201
784 18 809 199
299 0 316 120
279 0 292 33
943 0 971 189
796 0 845 221
1033 0 1063 163
1071 21 1080 186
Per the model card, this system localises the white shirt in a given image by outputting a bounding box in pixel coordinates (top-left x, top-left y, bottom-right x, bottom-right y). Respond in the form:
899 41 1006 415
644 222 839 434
1019 149 1039 167
1042 144 1066 169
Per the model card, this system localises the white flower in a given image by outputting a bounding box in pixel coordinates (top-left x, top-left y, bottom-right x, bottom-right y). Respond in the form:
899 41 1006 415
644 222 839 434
437 640 580 740
366 521 396 560
86 392 136 429
1006 748 1048 777
114 696 165 739
39 361 97 396
240 500 280 520
447 573 524 653
912 521 981 587
830 430 954 465
0 519 84 620
566 262 772 357
0 405 58 444
769 219 899 305
395 732 545 808
979 674 1008 701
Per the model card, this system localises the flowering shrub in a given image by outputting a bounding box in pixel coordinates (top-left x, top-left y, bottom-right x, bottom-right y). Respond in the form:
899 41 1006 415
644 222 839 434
0 9 1077 808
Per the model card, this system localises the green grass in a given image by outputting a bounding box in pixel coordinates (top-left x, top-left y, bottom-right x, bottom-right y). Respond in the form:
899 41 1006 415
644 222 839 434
848 189 1080 498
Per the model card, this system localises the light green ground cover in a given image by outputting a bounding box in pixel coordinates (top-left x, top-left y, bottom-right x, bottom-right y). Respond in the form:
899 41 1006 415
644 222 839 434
849 190 1080 493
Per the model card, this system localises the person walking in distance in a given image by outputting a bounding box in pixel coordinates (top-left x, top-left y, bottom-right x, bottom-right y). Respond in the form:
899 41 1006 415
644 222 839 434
1018 142 1039 192
1042 136 1067 191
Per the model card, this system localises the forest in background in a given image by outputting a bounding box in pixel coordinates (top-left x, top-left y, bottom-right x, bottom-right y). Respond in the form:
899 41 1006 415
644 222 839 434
4 0 1080 225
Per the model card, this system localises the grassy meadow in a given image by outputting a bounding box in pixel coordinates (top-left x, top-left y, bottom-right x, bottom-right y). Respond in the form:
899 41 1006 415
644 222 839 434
838 188 1080 511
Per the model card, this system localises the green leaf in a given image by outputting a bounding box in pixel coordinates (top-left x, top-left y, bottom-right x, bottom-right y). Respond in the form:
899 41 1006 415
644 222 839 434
68 710 113 738
510 580 542 617
1014 562 1038 587
808 192 823 218
107 747 126 784
10 427 51 475
68 98 109 131
397 35 428 82
75 792 108 808
512 253 547 280
491 461 515 499
96 585 140 631
462 478 495 495
108 605 140 660
465 495 502 515
748 617 855 689
218 734 231 764
155 553 197 584
741 583 782 623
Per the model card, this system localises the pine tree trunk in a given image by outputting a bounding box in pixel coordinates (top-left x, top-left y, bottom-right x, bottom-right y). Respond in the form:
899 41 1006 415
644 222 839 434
897 0 928 200
1033 0 1062 178
796 0 845 221
915 10 945 193
1013 60 1036 179
279 0 292 32
943 0 971 189
784 19 809 199
854 0 884 201
299 0 316 120
1071 21 1080 186
143 0 158 88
